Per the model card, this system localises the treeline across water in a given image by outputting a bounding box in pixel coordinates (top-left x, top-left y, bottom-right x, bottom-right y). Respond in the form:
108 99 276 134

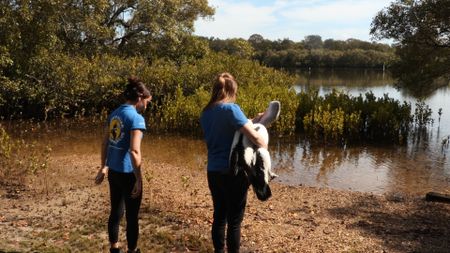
206 34 396 69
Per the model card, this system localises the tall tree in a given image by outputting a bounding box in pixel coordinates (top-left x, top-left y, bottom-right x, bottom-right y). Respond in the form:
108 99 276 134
248 34 265 45
371 0 450 94
304 35 323 50
0 0 214 72
208 38 254 58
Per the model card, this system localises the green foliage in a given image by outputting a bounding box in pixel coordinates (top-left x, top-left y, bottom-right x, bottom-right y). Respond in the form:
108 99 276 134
304 35 323 50
154 79 298 135
0 0 216 111
1 53 141 119
362 93 412 143
371 0 450 94
304 105 345 142
0 0 214 59
150 52 298 134
157 86 209 132
413 100 433 129
0 45 13 69
390 42 449 95
208 37 255 59
297 90 413 144
238 83 298 135
0 76 22 118
296 89 320 131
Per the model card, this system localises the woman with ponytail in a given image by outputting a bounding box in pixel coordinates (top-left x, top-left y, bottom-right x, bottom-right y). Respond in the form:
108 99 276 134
200 73 267 253
94 76 152 253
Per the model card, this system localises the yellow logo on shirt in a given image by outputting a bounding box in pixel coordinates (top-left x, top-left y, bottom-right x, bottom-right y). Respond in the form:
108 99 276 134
109 116 124 144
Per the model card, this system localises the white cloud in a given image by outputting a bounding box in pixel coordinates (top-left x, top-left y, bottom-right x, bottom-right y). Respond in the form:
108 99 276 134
195 0 278 40
194 0 392 41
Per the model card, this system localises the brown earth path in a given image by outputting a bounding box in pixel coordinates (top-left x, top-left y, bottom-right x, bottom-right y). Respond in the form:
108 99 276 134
0 154 449 252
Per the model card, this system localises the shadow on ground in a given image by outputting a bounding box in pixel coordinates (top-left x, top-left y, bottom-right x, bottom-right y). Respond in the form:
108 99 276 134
328 195 450 252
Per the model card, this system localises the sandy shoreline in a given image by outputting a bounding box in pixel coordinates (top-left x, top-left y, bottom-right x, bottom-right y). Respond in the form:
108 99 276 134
1 154 449 252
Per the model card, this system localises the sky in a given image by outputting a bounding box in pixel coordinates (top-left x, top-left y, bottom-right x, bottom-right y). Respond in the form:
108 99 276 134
194 0 393 43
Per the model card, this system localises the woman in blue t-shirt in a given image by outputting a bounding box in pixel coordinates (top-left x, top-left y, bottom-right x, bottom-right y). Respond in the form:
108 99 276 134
94 77 152 253
200 72 267 253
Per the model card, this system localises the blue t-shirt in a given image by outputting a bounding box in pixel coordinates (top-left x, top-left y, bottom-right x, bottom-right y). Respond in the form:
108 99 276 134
200 103 248 172
106 104 146 173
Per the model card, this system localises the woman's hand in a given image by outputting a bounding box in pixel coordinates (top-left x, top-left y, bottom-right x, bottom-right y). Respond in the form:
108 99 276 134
94 166 108 185
240 121 268 149
131 179 142 199
251 112 264 123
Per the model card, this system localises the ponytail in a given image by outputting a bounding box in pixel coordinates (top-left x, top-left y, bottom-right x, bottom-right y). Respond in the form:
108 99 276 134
203 72 238 111
123 76 151 101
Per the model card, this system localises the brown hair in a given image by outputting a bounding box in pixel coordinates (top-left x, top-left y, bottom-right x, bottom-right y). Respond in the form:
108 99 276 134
123 76 151 101
203 72 238 111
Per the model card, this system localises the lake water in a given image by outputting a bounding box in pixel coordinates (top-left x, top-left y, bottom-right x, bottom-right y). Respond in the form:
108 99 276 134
283 69 450 195
4 69 449 196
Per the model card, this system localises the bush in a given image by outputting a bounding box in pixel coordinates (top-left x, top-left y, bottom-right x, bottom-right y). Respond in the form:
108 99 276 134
151 53 298 134
297 90 413 144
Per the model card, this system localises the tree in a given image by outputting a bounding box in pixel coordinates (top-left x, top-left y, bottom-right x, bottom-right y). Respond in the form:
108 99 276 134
371 0 450 94
304 35 323 50
0 0 215 69
324 39 345 50
208 38 254 59
248 34 265 45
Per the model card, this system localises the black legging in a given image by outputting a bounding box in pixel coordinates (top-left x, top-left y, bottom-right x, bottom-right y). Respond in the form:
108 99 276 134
207 170 250 253
108 170 142 250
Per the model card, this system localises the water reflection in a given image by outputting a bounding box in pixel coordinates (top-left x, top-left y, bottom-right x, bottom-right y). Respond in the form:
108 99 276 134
296 68 394 88
271 136 450 195
285 69 450 195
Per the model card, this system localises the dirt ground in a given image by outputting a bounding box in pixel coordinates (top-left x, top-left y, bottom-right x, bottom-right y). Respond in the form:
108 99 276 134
0 153 449 253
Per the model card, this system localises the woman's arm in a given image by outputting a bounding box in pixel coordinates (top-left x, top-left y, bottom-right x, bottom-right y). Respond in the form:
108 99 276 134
100 128 109 168
95 128 110 184
130 129 143 198
239 121 268 149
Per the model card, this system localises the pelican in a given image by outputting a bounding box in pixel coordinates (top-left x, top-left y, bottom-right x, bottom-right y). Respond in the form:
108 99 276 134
229 101 280 201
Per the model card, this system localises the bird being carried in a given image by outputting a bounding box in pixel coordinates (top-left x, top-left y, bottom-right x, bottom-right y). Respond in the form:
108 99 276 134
229 101 280 201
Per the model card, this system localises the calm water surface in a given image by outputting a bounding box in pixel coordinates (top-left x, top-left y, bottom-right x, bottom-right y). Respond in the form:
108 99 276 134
5 69 449 196
288 69 450 195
